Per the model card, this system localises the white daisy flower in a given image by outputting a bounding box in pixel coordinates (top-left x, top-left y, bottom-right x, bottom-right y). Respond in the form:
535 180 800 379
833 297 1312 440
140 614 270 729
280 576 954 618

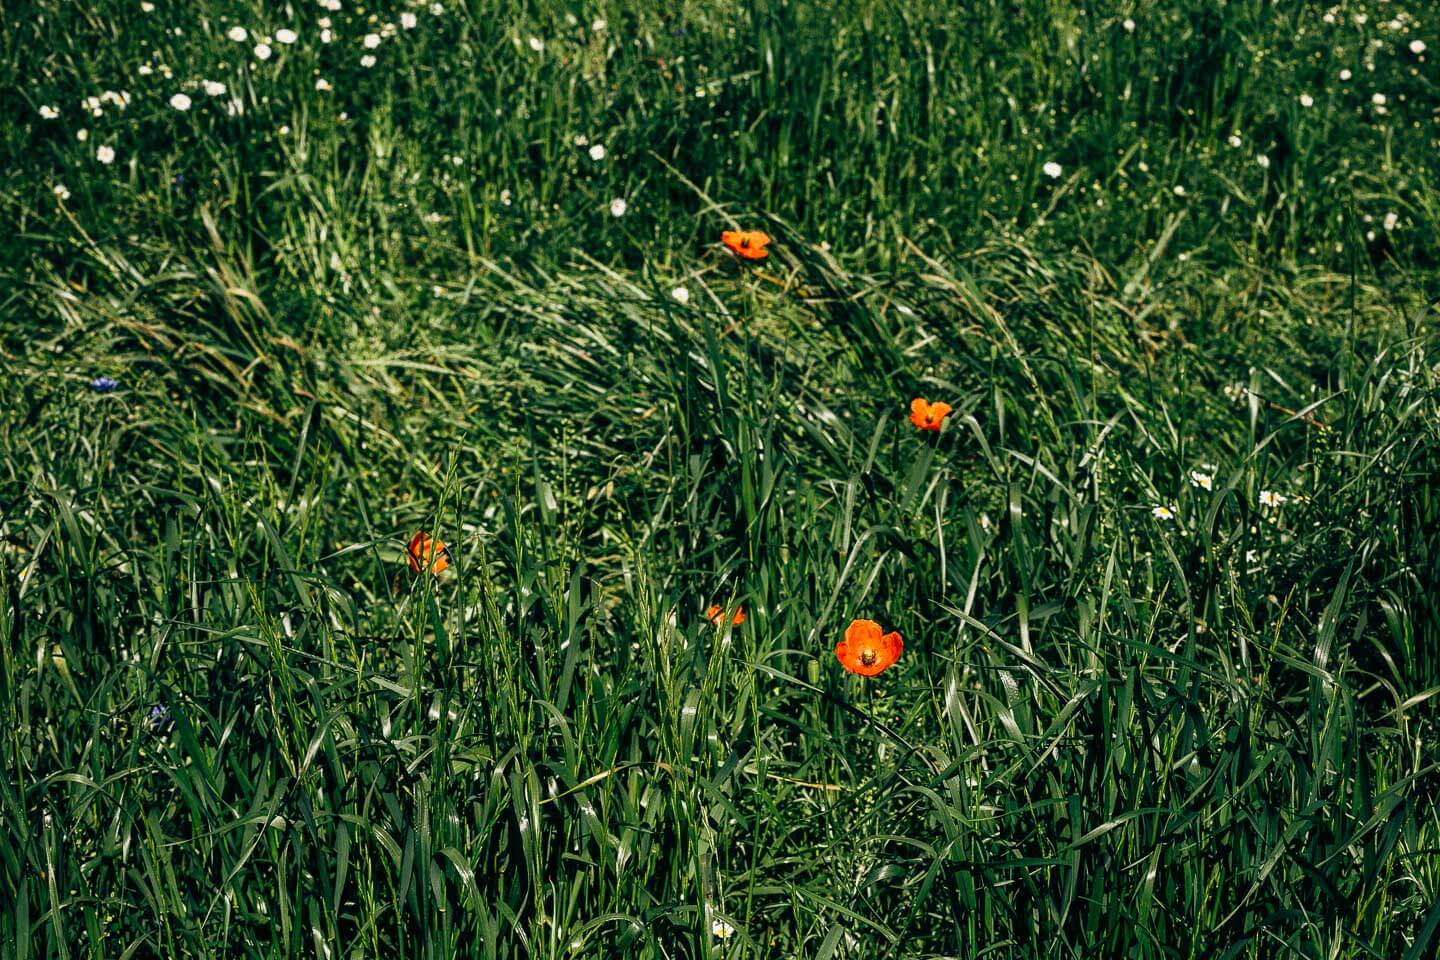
1122 18 1135 32
1227 134 1241 147
318 16 331 28
363 33 381 48
315 78 332 91
1410 40 1427 54
1258 490 1286 508
361 54 376 67
430 2 444 14
169 92 192 111
95 145 115 164
53 183 71 200
1152 505 1176 521
254 43 272 60
76 128 88 141
609 197 627 217
140 1 154 10
1339 68 1351 80
1383 212 1397 231
1189 471 1214 490
401 12 417 28
528 36 543 52
39 105 59 119
1173 185 1186 196
589 143 606 161
1042 161 1062 178
1257 154 1270 169
1371 93 1386 106
499 188 511 205
321 29 333 43
1299 93 1314 107
101 90 130 109
203 80 227 96
592 18 607 31
710 919 736 940
671 286 690 304
227 25 248 42
276 28 298 44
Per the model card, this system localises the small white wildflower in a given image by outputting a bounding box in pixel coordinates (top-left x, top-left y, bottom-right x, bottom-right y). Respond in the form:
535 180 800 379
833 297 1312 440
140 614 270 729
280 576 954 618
139 63 154 75
1323 12 1335 24
450 154 463 166
1189 471 1214 491
321 29 333 43
609 197 627 217
140 1 154 10
363 33 381 48
1371 92 1386 106
1339 68 1351 80
203 80 227 96
1042 161 1062 178
360 54 376 67
278 124 290 135
1257 154 1270 169
430 2 444 14
101 90 130 109
592 18 606 32
254 43 272 60
401 12 417 28
1173 185 1186 196
318 16 331 28
1299 93 1314 107
276 28 298 44
315 78 332 91
573 134 589 146
53 183 70 200
76 128 88 141
1227 134 1241 148
227 25 248 42
589 143 606 161
39 104 59 119
1152 505 1175 521
1259 490 1286 509
95 145 115 164
1383 211 1397 231
710 919 736 940
528 36 543 52
1410 40 1427 55
169 92 192 111
499 188 512 205
671 286 690 304
1122 18 1135 32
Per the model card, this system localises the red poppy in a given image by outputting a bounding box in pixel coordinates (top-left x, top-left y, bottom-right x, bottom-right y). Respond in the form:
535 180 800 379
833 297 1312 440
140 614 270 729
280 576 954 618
835 619 903 676
909 398 953 432
407 531 450 574
721 229 771 261
707 604 746 626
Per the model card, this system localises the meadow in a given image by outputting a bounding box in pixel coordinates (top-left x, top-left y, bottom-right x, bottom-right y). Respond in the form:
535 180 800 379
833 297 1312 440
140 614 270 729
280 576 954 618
2 0 1440 956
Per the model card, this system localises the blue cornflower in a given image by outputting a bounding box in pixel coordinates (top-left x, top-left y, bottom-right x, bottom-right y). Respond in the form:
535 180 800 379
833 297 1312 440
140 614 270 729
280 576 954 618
148 703 171 735
90 376 119 393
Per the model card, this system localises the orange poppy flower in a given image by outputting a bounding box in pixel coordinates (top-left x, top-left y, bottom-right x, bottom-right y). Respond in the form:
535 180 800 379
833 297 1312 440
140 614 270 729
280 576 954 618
909 398 953 432
835 619 903 676
407 531 450 574
721 230 771 261
707 604 746 626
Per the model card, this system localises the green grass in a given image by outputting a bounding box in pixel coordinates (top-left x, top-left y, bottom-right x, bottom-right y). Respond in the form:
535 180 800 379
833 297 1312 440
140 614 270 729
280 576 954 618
3 0 1440 956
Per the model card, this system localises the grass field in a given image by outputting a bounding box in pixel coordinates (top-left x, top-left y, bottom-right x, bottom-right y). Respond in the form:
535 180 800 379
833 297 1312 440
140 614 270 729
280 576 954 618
3 0 1440 956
